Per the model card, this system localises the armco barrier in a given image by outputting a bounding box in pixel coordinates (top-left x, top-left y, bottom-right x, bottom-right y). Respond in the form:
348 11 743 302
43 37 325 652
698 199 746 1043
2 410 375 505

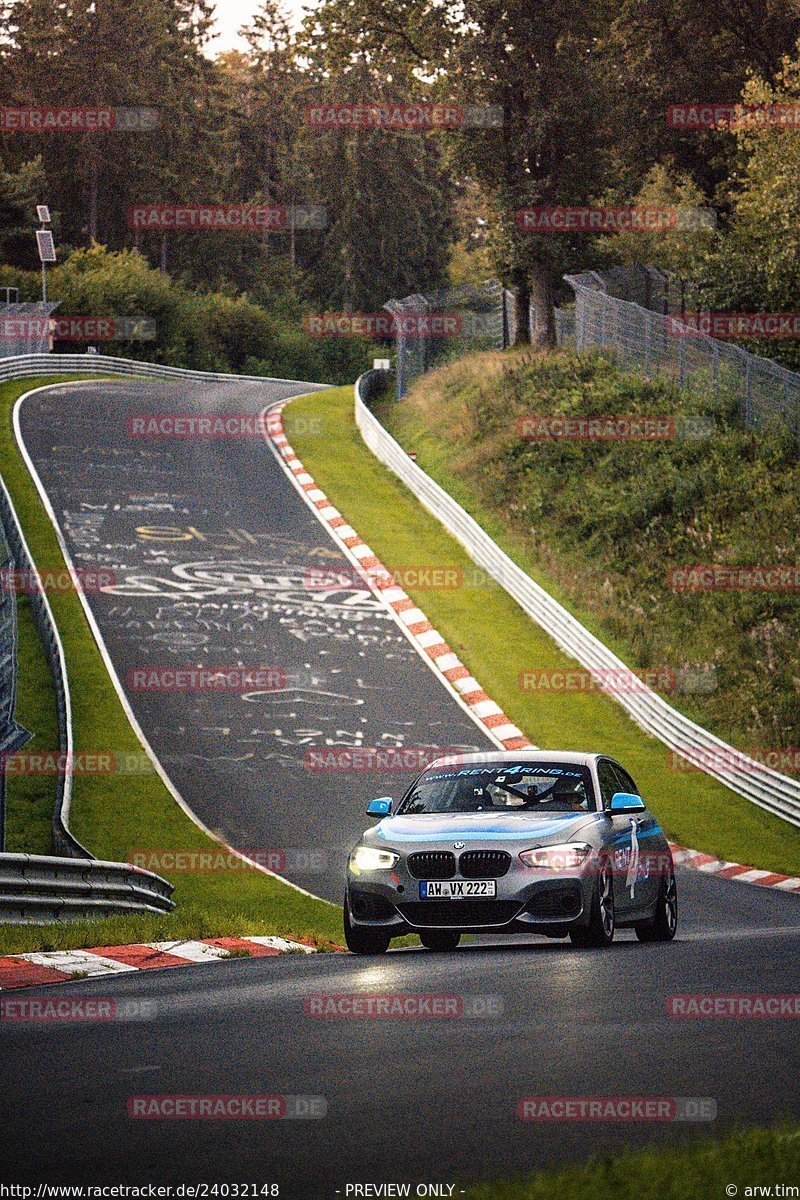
0 351 320 388
0 853 173 923
355 372 800 830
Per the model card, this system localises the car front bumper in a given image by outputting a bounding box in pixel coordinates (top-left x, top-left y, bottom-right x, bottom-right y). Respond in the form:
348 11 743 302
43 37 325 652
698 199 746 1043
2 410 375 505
346 863 594 935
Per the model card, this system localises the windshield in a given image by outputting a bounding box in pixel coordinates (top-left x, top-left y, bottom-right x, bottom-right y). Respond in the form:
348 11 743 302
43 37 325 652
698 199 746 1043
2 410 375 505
398 762 595 815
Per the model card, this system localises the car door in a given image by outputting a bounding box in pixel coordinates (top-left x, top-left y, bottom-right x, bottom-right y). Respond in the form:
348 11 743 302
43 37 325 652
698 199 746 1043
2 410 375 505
608 761 660 914
597 758 635 919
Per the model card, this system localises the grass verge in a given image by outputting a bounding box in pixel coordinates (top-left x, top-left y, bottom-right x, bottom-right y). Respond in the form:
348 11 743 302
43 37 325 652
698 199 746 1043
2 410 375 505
463 1125 799 1200
5 590 60 854
0 376 343 955
284 385 800 876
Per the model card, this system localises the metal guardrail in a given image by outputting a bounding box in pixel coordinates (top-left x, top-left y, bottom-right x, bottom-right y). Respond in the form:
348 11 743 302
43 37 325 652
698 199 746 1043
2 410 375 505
0 351 321 388
355 372 800 829
0 543 32 852
0 853 174 923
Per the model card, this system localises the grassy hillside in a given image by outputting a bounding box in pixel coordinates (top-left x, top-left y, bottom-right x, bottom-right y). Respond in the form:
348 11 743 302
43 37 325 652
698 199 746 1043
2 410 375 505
377 348 800 757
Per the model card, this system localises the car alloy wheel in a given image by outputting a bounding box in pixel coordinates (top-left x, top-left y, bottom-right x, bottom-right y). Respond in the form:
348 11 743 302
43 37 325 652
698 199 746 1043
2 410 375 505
635 867 678 943
570 857 615 948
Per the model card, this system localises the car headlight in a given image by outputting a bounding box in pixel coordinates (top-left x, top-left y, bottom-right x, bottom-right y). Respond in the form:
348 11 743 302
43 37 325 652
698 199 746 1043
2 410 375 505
349 846 400 874
519 843 592 870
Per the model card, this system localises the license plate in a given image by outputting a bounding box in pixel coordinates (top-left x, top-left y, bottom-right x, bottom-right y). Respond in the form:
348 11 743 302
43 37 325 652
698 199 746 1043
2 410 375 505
420 880 497 899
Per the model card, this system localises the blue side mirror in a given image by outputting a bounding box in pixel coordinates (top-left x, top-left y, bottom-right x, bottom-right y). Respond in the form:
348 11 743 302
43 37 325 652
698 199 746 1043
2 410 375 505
367 797 392 817
610 791 646 814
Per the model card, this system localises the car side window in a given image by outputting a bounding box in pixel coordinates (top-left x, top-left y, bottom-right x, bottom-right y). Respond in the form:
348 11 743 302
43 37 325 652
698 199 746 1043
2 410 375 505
597 760 621 810
612 763 640 797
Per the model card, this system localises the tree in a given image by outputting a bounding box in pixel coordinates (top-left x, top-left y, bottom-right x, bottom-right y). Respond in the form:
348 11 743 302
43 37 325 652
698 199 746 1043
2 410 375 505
297 0 620 345
592 163 717 278
697 48 800 368
0 154 46 266
293 0 456 311
2 0 218 251
600 0 800 200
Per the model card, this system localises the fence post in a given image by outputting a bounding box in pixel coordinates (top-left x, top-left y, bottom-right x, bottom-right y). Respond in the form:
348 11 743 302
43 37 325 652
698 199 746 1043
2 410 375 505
644 313 651 375
679 335 685 387
745 357 752 426
396 328 405 399
421 297 430 376
383 301 404 399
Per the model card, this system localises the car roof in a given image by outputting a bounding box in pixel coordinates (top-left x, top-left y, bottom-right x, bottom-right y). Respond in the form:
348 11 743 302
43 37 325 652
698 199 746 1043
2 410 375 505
426 750 603 769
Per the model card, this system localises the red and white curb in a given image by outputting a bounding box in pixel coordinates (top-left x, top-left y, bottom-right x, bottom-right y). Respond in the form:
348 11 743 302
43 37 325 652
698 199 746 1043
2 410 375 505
0 936 327 991
263 400 800 903
264 403 531 751
669 843 800 892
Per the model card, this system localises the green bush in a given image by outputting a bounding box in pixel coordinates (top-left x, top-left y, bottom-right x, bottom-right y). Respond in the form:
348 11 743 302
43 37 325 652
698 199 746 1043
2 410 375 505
0 245 380 384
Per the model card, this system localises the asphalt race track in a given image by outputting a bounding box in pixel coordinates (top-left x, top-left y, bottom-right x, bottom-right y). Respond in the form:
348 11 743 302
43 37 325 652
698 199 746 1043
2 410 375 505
6 379 800 1194
16 378 492 899
5 874 800 1193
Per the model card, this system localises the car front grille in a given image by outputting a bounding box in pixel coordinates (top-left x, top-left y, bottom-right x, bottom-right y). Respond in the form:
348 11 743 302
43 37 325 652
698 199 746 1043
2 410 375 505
397 900 521 928
458 849 512 878
407 851 456 880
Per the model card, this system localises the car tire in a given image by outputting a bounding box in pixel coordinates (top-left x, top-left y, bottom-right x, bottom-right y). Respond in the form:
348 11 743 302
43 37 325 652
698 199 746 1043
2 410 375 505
569 857 615 948
635 866 678 943
343 894 391 956
419 930 461 951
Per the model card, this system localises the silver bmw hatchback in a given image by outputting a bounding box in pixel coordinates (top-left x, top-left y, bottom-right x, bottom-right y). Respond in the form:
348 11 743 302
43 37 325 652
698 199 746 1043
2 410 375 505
343 750 677 954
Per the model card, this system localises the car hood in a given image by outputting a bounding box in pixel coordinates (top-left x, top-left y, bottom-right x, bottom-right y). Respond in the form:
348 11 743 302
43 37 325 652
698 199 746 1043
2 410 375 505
367 811 600 846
